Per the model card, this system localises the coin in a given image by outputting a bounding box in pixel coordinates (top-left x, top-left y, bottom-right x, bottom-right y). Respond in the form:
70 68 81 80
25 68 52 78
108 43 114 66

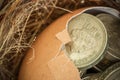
65 13 107 70
99 62 120 80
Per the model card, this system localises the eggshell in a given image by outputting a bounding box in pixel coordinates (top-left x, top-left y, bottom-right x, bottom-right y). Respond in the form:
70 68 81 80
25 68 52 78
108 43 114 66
18 8 85 80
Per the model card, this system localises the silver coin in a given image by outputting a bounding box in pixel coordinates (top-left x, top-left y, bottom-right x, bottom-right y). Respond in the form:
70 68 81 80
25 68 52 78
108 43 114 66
65 13 107 70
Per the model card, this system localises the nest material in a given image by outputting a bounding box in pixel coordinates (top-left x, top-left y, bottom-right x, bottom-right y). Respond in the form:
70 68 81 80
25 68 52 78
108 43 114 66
0 0 57 79
0 0 118 80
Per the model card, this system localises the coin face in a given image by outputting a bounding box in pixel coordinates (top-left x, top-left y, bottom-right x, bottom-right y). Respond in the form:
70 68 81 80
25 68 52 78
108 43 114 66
97 13 120 60
65 13 107 69
99 62 120 80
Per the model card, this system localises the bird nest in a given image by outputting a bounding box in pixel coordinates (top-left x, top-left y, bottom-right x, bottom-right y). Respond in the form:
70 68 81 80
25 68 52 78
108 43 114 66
0 0 119 80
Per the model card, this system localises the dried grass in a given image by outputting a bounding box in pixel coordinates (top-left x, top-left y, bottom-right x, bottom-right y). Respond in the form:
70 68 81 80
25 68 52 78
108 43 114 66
0 0 57 79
